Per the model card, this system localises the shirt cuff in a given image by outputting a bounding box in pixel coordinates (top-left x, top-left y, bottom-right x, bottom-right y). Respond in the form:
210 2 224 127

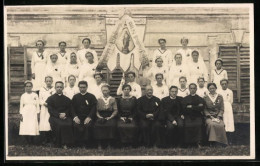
73 116 78 121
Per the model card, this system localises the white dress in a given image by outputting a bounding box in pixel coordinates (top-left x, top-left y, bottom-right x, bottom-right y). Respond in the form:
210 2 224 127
63 63 80 87
176 48 193 64
19 92 40 135
152 84 169 100
152 48 173 68
78 63 97 89
177 88 190 98
188 60 208 84
168 63 190 88
39 87 55 131
45 62 63 84
218 88 235 132
211 69 228 89
77 48 98 66
146 66 168 85
196 87 208 98
31 51 48 91
88 82 105 99
56 51 69 66
117 81 142 99
63 86 80 100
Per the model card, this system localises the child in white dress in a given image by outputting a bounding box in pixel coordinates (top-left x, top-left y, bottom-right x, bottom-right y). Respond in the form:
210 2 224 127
177 76 189 98
19 81 40 144
63 75 79 100
218 79 235 145
39 76 55 144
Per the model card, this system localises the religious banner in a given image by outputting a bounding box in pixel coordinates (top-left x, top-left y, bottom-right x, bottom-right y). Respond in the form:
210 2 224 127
97 12 149 72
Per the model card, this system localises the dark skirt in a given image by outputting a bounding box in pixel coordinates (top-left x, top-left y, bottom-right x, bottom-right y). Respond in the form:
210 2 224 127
94 111 117 140
183 116 203 144
73 117 93 142
205 118 228 145
49 116 74 146
117 119 138 143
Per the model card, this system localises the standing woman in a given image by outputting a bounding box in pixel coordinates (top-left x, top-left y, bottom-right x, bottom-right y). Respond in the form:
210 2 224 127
78 52 97 87
39 76 55 144
19 81 40 144
152 38 173 69
168 53 190 88
211 58 228 89
117 84 138 146
31 40 48 94
63 52 80 87
146 57 168 85
218 79 235 144
45 54 63 84
176 37 193 64
188 50 208 85
88 72 106 99
94 84 118 149
204 83 228 146
77 38 98 66
56 41 69 66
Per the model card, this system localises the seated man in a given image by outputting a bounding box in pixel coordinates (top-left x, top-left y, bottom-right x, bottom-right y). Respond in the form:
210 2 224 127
161 86 184 147
137 85 162 147
182 83 205 147
46 81 74 148
71 81 97 147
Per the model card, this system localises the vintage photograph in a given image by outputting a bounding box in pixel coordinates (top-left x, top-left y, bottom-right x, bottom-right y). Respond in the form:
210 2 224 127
4 4 254 160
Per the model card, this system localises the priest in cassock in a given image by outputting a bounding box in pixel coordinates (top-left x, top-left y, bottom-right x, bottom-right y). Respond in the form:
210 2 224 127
161 86 184 147
181 83 205 147
46 81 74 148
71 81 97 147
137 85 162 147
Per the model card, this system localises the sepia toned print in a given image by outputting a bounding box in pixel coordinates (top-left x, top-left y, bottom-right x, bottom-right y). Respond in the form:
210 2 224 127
4 4 254 160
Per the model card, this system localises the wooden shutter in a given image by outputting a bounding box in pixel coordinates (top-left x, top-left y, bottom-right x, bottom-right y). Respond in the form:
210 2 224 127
8 47 27 111
219 45 250 104
240 46 250 103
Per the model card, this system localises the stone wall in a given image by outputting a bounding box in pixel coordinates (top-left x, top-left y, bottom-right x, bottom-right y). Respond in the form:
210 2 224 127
6 7 250 71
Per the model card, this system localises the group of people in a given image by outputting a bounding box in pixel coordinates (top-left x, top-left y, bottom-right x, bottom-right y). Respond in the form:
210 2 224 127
18 37 235 149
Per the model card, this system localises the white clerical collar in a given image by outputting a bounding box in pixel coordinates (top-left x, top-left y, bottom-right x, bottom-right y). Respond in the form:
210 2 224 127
81 92 87 95
170 96 176 99
191 94 196 96
57 93 62 96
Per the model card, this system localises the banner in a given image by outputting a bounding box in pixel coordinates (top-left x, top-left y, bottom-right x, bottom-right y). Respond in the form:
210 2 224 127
97 13 149 71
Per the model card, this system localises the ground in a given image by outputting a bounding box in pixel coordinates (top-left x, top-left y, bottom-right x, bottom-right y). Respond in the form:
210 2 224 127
8 145 250 156
7 122 250 156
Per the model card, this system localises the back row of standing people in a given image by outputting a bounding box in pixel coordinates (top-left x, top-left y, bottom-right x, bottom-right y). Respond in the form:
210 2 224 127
31 37 228 96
